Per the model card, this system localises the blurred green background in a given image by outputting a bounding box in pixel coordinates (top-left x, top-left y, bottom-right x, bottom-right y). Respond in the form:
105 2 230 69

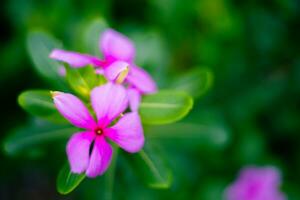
1 0 300 199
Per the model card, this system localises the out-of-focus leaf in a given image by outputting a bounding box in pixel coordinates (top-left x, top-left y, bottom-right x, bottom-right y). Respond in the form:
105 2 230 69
235 124 266 164
229 74 286 121
66 66 105 99
129 141 173 189
139 90 193 125
283 182 300 200
195 178 227 200
172 68 213 98
249 8 285 54
0 38 25 84
18 90 67 123
132 31 169 86
57 162 85 195
162 108 231 151
133 31 168 68
104 146 119 200
18 90 66 123
196 35 221 66
146 122 229 150
26 31 66 88
83 18 108 57
197 0 242 38
3 120 77 156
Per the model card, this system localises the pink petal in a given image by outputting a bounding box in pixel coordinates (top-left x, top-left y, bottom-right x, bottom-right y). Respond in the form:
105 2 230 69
100 29 135 62
50 49 105 68
126 65 157 94
52 91 97 129
91 83 128 127
127 88 141 111
106 112 144 153
66 131 94 174
104 61 129 81
86 136 113 177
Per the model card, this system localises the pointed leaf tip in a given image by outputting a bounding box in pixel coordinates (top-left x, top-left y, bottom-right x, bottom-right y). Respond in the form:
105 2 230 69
57 162 86 195
128 142 173 189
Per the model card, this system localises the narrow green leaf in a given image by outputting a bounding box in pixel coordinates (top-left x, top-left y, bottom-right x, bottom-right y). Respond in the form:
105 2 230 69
172 68 213 98
83 18 108 57
3 120 77 156
26 31 66 88
139 90 193 125
66 66 104 99
129 142 173 189
57 162 86 195
145 122 230 150
18 90 66 123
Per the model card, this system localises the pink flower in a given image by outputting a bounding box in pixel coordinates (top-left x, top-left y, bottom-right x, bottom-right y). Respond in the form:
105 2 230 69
52 83 144 178
224 166 286 200
50 28 157 111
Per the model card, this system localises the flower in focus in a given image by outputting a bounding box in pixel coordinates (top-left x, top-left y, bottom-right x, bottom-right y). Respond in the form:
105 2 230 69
51 83 144 177
50 28 157 111
224 166 286 200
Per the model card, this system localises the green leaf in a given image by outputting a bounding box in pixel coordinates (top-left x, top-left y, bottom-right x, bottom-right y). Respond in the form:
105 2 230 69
26 31 66 88
18 90 66 123
229 75 286 121
145 122 230 151
132 31 169 86
66 66 105 99
57 162 86 195
172 68 213 99
3 120 77 156
83 18 108 57
139 90 193 125
129 142 173 189
195 178 227 200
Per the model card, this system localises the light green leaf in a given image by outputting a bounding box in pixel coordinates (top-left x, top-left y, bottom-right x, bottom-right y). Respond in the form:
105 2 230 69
18 90 67 123
57 162 86 195
139 90 193 125
129 142 173 189
66 66 105 99
172 68 213 99
27 31 66 88
83 18 108 57
3 120 77 156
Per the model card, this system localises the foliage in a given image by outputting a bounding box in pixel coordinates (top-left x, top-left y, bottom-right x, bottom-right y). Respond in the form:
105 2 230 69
1 0 300 199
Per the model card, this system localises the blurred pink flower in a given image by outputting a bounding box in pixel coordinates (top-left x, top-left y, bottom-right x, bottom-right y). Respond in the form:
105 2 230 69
52 83 144 178
224 166 286 200
50 29 157 111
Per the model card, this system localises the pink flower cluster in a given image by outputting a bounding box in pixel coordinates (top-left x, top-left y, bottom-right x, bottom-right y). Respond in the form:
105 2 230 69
50 29 157 111
50 29 157 177
225 166 286 200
